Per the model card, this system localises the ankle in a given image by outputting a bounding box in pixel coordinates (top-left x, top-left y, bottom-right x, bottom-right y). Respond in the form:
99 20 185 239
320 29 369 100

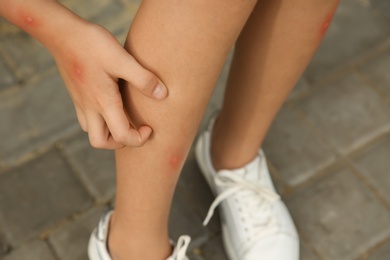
210 115 259 171
108 216 171 260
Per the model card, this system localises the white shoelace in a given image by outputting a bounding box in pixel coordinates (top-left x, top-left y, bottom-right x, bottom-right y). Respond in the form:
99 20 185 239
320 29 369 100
168 235 191 260
203 172 281 245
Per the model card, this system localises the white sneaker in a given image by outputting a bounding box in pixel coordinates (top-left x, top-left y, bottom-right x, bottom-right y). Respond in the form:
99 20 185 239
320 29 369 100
195 116 299 260
88 210 191 260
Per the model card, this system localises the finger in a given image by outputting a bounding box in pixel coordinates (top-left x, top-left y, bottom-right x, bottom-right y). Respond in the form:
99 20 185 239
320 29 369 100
86 112 126 150
110 48 168 100
75 106 88 132
102 106 153 147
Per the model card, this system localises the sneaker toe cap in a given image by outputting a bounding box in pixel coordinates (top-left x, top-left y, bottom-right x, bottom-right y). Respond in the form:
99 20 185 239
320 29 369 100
245 233 299 260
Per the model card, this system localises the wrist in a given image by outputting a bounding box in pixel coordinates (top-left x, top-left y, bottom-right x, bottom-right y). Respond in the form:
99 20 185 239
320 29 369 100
0 0 91 51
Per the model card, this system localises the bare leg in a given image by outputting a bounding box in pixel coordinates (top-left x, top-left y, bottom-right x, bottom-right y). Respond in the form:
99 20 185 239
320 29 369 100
212 0 340 170
108 0 257 259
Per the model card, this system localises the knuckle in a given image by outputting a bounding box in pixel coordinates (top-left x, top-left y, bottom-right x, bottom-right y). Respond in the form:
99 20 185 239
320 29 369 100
89 137 106 149
113 132 128 144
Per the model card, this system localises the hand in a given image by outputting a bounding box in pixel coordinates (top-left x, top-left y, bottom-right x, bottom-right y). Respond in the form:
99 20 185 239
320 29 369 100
51 23 167 149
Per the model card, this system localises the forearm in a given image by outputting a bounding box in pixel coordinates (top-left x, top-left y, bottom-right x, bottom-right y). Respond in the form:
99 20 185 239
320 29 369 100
0 0 90 52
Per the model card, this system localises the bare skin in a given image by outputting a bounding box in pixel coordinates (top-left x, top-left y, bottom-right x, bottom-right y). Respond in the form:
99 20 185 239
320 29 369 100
110 0 258 259
211 0 340 170
0 0 168 149
111 0 339 259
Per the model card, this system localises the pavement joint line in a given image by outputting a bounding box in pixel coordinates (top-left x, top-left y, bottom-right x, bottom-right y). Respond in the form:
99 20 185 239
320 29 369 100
54 140 101 204
0 123 80 172
299 233 325 260
344 131 390 160
37 204 109 241
0 145 53 175
356 235 390 260
343 156 390 210
265 159 291 196
295 39 390 103
44 238 61 260
356 67 390 107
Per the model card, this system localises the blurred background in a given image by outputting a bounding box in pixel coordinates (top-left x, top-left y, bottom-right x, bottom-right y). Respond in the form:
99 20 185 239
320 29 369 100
0 0 389 259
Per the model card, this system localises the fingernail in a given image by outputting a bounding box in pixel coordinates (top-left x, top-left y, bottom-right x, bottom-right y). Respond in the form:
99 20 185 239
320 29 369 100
153 83 166 99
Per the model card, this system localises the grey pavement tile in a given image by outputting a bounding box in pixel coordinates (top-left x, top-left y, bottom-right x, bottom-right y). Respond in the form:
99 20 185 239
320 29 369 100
169 188 209 250
91 1 133 35
60 0 113 20
361 50 390 98
288 77 311 100
49 206 108 260
263 106 336 186
60 133 116 202
300 241 319 260
2 240 56 260
297 73 390 154
353 136 390 204
0 234 9 257
0 58 15 91
0 73 79 165
208 51 233 110
371 0 390 20
0 150 92 246
177 150 220 233
366 241 390 260
285 167 390 259
305 0 390 82
0 18 20 39
201 235 229 260
0 31 54 80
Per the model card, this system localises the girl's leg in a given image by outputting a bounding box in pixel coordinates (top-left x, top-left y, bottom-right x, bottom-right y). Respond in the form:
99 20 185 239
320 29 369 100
212 0 340 170
108 0 257 259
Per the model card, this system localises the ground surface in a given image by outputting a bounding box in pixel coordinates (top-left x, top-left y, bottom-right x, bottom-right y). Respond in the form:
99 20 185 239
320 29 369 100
0 0 389 259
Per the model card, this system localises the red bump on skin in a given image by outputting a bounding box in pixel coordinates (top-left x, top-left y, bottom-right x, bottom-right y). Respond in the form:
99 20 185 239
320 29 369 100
169 154 184 171
318 1 339 40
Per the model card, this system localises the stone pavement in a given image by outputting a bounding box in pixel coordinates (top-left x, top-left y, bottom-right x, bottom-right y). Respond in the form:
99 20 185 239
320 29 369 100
0 0 389 259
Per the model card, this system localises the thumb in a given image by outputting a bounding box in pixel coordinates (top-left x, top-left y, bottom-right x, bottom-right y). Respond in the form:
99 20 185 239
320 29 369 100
114 51 168 100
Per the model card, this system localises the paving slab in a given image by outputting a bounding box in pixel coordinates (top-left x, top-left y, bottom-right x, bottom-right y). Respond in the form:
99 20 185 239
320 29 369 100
0 72 79 166
59 0 113 20
60 132 116 202
286 167 390 259
371 0 390 20
0 150 92 246
91 1 133 36
287 77 311 100
201 235 228 260
300 241 319 260
0 231 9 256
0 31 54 80
366 241 390 260
353 136 390 204
297 73 390 154
169 188 209 250
49 206 108 260
1 240 56 260
361 50 390 98
263 106 336 186
0 58 15 92
305 0 390 82
177 150 220 233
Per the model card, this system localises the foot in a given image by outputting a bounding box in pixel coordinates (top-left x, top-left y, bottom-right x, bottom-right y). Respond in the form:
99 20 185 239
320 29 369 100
88 210 191 260
195 116 299 260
